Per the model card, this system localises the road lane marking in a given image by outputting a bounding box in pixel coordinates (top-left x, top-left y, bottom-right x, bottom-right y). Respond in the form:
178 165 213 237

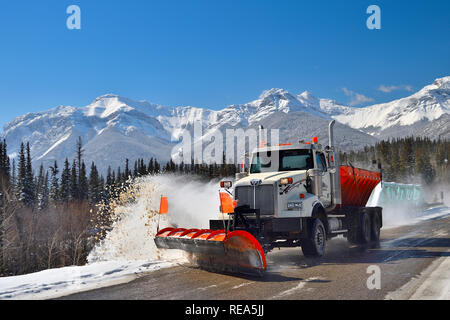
271 282 307 299
198 284 218 291
232 282 253 289
271 277 324 299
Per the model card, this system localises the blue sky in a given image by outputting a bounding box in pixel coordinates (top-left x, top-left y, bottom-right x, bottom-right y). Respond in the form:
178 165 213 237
0 0 449 128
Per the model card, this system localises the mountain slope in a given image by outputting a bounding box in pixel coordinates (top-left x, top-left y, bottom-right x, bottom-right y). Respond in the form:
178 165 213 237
334 76 450 138
1 76 448 173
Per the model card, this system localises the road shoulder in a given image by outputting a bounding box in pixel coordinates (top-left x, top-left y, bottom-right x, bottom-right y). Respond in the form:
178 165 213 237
385 254 450 300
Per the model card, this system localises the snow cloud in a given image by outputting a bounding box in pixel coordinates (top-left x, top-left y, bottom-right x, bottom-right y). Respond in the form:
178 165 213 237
378 84 413 93
342 87 374 106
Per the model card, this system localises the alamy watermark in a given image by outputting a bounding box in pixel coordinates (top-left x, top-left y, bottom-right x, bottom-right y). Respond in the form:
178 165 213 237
66 5 81 30
366 5 381 30
171 120 279 165
64 5 380 31
366 265 381 290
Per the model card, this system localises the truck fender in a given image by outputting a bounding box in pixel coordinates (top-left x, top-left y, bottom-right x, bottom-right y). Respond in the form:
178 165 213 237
310 203 329 236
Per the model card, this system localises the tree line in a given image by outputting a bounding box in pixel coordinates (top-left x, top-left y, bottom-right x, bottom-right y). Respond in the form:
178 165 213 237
339 136 449 185
0 137 241 276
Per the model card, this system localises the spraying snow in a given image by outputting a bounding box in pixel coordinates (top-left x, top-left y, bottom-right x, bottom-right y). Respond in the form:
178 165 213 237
367 182 450 227
88 174 220 262
0 174 222 300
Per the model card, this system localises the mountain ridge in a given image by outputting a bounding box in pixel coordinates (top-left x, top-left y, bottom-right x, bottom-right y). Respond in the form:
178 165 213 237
1 76 448 174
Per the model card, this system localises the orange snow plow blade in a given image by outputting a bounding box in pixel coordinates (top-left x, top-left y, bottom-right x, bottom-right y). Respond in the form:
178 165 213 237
154 228 266 277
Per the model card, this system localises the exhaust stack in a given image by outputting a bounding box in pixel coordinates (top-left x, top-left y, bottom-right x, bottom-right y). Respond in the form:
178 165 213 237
328 120 335 149
327 120 342 208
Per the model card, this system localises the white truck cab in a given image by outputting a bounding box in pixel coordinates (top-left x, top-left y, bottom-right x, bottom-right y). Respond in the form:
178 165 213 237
235 142 333 219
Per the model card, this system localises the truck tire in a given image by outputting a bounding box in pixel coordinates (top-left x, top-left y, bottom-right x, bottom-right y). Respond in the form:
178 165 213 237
371 212 381 242
301 219 326 257
347 211 372 244
360 212 372 244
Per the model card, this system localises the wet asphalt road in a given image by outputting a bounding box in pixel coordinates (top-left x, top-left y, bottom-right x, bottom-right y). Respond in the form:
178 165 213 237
61 211 450 300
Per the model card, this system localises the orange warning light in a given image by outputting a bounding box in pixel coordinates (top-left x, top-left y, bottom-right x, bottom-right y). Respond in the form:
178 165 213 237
159 196 168 214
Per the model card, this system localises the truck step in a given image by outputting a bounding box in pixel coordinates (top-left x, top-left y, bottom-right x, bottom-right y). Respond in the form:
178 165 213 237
330 229 348 234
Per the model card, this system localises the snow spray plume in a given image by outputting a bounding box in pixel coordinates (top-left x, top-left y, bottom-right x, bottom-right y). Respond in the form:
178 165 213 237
88 174 220 263
367 179 450 228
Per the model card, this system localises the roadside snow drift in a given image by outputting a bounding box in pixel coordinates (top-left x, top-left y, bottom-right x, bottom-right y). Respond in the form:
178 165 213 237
0 174 220 300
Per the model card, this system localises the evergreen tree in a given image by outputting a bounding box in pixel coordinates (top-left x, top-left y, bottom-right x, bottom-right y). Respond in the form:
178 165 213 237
76 137 83 179
154 159 160 174
70 159 78 201
36 167 49 210
15 142 35 206
16 142 26 203
415 149 435 184
35 164 45 208
88 162 101 204
60 158 71 203
24 142 35 206
148 158 154 175
0 139 10 188
11 159 16 189
42 171 49 209
124 158 130 180
106 166 113 187
133 160 138 177
79 161 88 201
99 175 105 200
139 158 146 176
49 161 59 204
117 167 122 184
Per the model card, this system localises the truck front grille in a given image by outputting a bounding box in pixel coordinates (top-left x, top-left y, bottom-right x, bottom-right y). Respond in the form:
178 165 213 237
235 185 274 216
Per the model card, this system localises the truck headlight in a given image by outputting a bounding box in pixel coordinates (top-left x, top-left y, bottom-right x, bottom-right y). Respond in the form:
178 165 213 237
287 202 303 210
280 177 293 185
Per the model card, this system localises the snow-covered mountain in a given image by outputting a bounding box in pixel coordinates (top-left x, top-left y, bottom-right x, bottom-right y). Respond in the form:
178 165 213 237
1 76 448 173
334 76 450 138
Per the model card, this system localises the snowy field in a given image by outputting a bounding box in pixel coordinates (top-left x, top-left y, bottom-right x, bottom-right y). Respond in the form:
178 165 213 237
0 175 449 300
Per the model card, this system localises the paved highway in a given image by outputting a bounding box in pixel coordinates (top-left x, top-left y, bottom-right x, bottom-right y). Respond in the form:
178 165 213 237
62 211 450 300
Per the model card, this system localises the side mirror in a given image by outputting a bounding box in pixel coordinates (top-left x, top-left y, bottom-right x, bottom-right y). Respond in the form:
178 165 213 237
307 168 320 177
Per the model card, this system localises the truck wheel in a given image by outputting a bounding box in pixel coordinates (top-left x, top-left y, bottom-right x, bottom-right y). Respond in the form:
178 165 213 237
371 213 381 242
347 212 371 245
301 219 326 257
360 212 372 244
346 215 359 244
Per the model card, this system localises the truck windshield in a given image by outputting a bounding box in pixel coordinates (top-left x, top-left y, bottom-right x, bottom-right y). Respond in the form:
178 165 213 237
279 149 313 171
250 151 272 173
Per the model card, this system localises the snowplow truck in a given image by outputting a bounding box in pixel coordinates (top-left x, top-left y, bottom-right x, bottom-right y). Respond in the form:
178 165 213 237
155 120 382 276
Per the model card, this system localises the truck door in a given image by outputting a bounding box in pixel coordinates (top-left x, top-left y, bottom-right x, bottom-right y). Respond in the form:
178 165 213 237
315 151 332 206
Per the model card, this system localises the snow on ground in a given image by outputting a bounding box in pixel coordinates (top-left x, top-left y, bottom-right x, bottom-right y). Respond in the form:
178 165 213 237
0 260 175 300
0 174 219 300
0 174 448 300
